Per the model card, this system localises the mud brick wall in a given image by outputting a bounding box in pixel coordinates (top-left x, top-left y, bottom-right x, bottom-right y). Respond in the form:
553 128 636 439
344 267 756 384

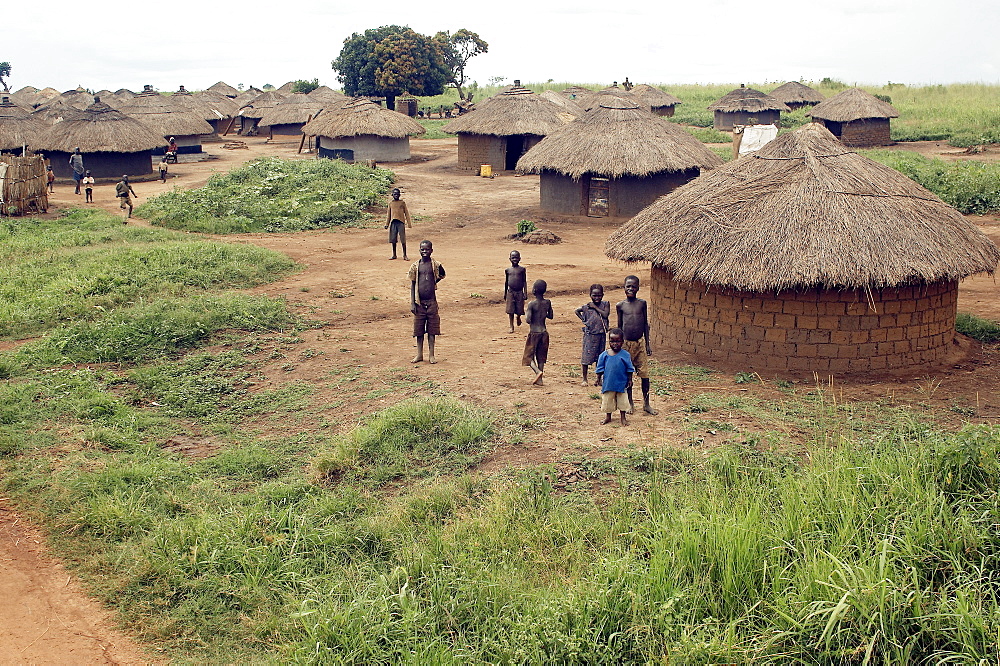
456 133 504 171
649 268 959 374
827 118 892 147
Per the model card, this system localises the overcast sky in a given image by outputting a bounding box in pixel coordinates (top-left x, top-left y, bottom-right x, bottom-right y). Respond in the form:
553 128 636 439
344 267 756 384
7 0 997 94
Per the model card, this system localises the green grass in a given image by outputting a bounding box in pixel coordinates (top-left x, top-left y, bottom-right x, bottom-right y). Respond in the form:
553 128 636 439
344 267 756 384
136 157 395 233
415 118 452 140
956 313 1000 343
862 150 1000 214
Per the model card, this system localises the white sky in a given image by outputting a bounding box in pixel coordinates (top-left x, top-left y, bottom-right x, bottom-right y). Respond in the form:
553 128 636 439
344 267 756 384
8 0 998 94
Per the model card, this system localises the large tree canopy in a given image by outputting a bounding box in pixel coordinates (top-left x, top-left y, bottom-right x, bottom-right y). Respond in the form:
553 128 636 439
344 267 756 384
332 26 449 109
434 30 488 101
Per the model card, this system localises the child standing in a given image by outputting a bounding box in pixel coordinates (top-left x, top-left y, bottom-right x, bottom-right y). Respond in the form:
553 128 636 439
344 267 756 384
503 250 527 333
575 283 609 386
158 157 169 182
522 279 553 385
385 188 412 261
408 240 445 363
617 275 658 415
596 328 634 426
46 165 55 193
82 170 95 203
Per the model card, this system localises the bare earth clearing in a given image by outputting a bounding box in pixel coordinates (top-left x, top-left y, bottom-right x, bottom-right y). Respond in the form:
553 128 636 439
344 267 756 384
3 134 999 661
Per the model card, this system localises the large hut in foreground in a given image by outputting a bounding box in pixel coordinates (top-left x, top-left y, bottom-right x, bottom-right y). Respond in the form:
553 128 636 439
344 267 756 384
605 124 1000 376
34 99 164 178
707 84 789 130
517 97 722 217
630 84 682 117
443 86 572 172
769 81 824 109
808 88 899 147
303 98 424 162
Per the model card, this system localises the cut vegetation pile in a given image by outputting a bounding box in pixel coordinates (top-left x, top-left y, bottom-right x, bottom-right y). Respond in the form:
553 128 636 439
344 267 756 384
136 157 395 233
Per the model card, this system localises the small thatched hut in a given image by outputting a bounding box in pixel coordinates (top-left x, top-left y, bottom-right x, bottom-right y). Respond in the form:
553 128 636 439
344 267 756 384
276 81 297 95
580 85 637 111
808 88 899 147
707 85 789 130
630 84 682 117
190 90 239 134
443 86 573 172
0 96 46 154
605 124 1000 375
517 97 722 217
303 98 425 162
258 93 327 139
237 90 285 136
309 86 348 104
207 81 240 98
768 81 824 110
34 99 164 178
119 86 214 153
11 86 42 108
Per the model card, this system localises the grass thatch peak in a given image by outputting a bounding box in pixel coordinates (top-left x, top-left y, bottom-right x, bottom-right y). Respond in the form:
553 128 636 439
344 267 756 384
443 87 572 137
34 100 165 153
769 81 825 106
809 87 900 122
708 85 790 113
302 98 424 139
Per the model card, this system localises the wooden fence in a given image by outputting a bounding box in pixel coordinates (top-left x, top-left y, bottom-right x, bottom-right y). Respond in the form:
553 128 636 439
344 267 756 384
0 153 49 216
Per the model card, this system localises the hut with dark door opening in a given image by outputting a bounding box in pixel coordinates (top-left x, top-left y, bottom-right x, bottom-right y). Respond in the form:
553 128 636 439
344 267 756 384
257 93 327 140
808 88 899 147
707 84 789 130
303 98 425 162
516 97 722 218
768 81 825 110
630 84 682 117
34 99 165 178
443 85 573 173
119 86 214 153
605 124 1000 376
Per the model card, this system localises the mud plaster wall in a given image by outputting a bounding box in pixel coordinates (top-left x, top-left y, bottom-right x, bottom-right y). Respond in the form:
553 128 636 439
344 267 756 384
456 133 505 171
651 105 676 117
649 268 959 374
539 170 698 217
45 150 154 178
819 118 892 147
318 135 410 162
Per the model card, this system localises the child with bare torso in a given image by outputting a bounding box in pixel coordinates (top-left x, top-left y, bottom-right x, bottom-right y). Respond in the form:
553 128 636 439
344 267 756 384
522 279 553 385
503 250 527 333
616 275 658 415
408 240 445 363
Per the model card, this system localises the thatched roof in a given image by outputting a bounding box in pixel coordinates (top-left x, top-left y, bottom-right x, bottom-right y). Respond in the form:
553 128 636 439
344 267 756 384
302 98 425 139
0 98 46 150
119 88 215 137
707 85 790 113
31 96 80 123
769 81 824 106
561 86 592 99
539 90 584 115
605 123 1000 291
238 90 286 119
309 86 349 103
33 100 165 153
809 88 899 122
581 86 637 111
516 97 722 180
36 87 60 102
11 86 40 107
192 90 239 120
258 93 326 127
57 89 94 109
114 88 136 98
631 84 682 109
207 81 240 97
0 97 30 118
442 86 573 137
276 81 297 94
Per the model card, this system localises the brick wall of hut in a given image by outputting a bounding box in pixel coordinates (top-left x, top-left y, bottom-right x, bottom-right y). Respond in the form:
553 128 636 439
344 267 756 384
651 105 676 117
540 170 698 217
713 109 781 131
817 118 892 147
648 268 960 374
456 133 505 171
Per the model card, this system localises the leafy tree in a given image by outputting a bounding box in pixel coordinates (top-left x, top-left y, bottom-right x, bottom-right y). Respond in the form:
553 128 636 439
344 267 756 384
291 79 320 94
332 25 449 110
0 62 10 93
434 30 488 101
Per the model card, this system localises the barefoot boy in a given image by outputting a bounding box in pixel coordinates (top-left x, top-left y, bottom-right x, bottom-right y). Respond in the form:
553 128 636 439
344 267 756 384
115 175 137 221
522 279 553 385
617 275 658 415
575 283 610 386
503 250 527 333
596 328 633 425
408 240 445 363
82 170 95 203
385 188 412 260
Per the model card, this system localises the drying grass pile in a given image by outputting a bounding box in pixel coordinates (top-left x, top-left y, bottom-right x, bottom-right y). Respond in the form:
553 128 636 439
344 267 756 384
137 157 395 233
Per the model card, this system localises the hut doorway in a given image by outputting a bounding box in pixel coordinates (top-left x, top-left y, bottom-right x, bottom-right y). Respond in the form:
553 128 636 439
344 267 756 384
586 177 609 217
505 135 525 170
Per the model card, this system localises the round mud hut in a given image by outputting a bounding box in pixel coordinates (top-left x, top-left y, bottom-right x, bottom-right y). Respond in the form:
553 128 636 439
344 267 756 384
34 99 164 178
303 98 424 162
708 85 789 130
0 96 46 154
630 84 682 117
258 93 327 140
517 97 722 218
769 81 825 110
808 88 899 147
119 86 214 153
605 124 1000 376
443 86 573 172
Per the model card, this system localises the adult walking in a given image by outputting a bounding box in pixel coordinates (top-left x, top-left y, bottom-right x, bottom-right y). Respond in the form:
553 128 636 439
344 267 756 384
68 147 85 195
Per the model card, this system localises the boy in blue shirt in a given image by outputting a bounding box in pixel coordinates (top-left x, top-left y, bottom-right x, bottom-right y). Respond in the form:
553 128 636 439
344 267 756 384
596 328 634 425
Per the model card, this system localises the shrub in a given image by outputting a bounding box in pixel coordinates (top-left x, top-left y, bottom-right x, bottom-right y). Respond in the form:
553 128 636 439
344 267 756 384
956 313 1000 343
863 150 1000 214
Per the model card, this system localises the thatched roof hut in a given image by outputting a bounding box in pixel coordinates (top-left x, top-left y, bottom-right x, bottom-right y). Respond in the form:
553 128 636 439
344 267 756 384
276 81 297 94
517 96 721 217
258 93 327 138
443 86 574 172
539 90 584 115
309 86 348 103
561 86 592 101
35 87 60 102
707 84 790 130
630 84 682 117
11 86 41 108
190 90 239 133
0 96 46 153
303 98 424 162
808 88 899 147
768 81 824 109
605 124 1000 375
207 81 240 98
31 96 80 124
33 99 164 178
119 86 214 152
58 89 93 110
237 90 285 135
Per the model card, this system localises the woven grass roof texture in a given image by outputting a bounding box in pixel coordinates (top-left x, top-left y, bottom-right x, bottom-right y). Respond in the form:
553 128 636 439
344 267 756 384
809 87 899 122
769 81 825 105
0 99 47 150
238 91 286 119
631 84 682 108
443 87 572 137
207 81 240 97
34 101 165 153
708 85 790 113
119 90 215 137
516 97 722 179
258 93 327 127
302 99 424 139
605 124 1000 291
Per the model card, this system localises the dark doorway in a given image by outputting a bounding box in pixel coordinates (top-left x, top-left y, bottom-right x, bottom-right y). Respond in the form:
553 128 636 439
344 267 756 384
505 135 525 170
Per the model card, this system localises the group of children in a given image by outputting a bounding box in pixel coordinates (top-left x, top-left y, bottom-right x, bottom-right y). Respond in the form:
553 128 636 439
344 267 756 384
46 165 95 203
505 251 658 425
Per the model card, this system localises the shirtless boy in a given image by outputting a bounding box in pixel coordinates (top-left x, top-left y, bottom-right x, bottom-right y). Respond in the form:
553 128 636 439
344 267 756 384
503 250 527 333
522 279 553 385
616 275 658 415
408 240 445 363
385 188 412 261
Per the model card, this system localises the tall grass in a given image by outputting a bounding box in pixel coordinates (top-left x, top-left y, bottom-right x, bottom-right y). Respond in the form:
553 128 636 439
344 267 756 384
863 150 1000 214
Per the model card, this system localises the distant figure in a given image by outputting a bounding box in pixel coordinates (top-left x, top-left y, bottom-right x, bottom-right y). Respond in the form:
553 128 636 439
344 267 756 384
596 328 634 426
385 188 411 260
158 157 169 182
82 170 95 203
46 165 55 193
115 175 137 221
622 77 633 91
522 279 553 386
68 147 85 195
166 137 178 160
575 283 610 386
503 250 527 333
408 240 445 363
616 275 657 415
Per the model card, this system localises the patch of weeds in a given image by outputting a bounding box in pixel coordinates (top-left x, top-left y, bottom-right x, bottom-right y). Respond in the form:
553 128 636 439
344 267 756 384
956 312 1000 343
734 371 758 384
329 290 353 299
